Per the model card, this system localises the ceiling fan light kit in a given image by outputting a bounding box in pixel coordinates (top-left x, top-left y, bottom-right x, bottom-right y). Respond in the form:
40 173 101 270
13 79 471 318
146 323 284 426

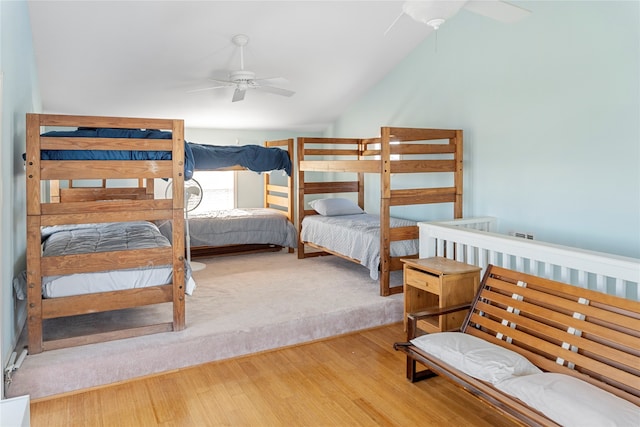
403 1 466 29
426 18 446 31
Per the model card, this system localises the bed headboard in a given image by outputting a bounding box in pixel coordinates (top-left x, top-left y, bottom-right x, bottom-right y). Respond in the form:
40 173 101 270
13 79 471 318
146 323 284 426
264 138 294 221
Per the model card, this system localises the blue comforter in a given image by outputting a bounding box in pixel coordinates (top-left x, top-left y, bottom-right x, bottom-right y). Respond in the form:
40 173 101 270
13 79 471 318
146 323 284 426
189 143 291 176
32 128 292 179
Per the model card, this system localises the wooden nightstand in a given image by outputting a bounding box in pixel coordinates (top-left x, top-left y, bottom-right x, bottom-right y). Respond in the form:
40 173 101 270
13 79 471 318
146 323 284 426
402 257 481 333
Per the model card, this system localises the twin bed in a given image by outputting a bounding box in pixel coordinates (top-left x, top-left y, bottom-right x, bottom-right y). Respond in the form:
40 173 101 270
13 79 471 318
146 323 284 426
157 138 297 257
297 128 463 296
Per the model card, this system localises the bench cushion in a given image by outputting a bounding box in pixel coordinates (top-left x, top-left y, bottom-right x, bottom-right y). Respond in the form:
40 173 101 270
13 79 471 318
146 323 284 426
495 373 640 427
410 332 541 385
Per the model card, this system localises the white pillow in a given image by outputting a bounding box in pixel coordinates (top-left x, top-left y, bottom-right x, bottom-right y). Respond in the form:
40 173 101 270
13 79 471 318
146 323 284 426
308 198 364 216
410 332 542 384
496 373 640 427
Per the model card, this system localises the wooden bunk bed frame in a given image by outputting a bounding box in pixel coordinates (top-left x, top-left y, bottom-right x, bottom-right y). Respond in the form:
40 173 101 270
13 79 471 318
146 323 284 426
188 138 296 258
25 113 186 354
297 127 463 296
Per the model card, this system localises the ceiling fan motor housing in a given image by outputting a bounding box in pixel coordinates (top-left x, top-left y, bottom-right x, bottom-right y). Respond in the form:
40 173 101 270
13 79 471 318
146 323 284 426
229 70 256 83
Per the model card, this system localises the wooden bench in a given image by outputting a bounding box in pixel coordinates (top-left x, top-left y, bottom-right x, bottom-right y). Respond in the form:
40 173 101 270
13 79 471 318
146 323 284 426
394 264 640 427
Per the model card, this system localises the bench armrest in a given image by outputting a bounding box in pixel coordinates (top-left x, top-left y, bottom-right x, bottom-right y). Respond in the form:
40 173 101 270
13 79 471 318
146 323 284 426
407 302 471 339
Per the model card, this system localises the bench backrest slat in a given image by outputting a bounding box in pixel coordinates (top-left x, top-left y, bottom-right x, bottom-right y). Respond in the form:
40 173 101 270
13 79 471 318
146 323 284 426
463 265 640 405
475 300 640 370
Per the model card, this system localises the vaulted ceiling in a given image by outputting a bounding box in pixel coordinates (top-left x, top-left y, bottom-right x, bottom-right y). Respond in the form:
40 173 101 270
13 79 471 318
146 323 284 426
28 1 438 131
28 1 529 131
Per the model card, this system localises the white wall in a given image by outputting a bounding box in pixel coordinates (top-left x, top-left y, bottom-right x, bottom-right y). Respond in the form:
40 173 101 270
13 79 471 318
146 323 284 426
0 0 41 398
329 1 639 259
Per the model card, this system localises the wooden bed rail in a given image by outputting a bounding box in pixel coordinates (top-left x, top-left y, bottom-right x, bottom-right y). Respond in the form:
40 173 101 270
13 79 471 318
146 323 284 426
264 138 294 223
29 113 179 129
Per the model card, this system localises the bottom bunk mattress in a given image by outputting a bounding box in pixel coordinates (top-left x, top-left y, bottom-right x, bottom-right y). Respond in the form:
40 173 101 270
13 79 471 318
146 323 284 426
157 208 297 249
37 221 196 298
300 213 419 280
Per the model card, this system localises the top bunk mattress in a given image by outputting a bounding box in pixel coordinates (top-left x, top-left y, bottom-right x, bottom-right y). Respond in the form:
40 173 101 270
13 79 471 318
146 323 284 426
300 213 418 279
39 221 196 298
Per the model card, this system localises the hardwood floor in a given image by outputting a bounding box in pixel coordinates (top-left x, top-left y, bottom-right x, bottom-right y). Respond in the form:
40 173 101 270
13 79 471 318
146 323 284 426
30 323 519 426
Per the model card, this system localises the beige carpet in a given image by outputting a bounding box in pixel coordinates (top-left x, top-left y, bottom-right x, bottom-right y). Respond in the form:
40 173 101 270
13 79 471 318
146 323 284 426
7 251 403 399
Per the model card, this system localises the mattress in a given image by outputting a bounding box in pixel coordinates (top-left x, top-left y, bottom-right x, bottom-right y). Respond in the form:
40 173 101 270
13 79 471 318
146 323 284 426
300 213 418 279
157 208 297 248
39 221 196 298
189 143 291 175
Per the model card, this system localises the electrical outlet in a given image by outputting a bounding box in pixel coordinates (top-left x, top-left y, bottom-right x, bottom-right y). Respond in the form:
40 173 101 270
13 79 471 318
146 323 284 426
509 231 534 240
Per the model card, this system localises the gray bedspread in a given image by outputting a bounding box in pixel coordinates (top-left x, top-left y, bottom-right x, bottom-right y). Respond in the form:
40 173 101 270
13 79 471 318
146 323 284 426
42 221 169 254
35 221 195 298
158 208 297 248
300 214 418 280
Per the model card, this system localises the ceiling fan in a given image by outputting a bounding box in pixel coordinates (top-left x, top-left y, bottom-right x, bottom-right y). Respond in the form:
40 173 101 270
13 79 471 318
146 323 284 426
385 0 531 35
193 34 295 103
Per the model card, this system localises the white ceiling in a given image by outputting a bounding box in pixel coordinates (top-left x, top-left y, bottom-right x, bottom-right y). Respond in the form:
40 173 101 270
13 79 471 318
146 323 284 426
28 1 439 132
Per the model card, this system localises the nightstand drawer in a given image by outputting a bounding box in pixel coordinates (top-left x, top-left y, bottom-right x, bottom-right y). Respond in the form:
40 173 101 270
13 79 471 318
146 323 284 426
405 268 441 294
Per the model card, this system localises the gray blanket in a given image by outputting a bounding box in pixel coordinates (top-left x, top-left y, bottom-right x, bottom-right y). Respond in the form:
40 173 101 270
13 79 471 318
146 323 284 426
16 221 195 299
158 208 297 248
300 214 418 280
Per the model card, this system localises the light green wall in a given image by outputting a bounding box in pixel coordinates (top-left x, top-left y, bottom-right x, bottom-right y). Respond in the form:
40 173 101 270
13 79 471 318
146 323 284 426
330 1 639 258
1 0 41 396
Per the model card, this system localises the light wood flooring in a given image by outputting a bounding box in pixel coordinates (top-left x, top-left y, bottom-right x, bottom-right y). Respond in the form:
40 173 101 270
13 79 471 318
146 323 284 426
30 323 519 426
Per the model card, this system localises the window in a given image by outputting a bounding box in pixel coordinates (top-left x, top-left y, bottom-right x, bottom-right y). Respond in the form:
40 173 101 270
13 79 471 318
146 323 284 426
190 170 235 213
371 141 401 160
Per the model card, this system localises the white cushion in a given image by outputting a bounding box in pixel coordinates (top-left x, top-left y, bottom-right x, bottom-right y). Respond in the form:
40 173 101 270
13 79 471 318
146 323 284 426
496 373 640 427
410 332 542 384
308 198 364 216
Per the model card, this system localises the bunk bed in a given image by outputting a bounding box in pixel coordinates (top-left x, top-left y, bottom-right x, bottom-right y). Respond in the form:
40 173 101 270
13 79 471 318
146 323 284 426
297 127 463 296
25 113 190 354
157 138 297 257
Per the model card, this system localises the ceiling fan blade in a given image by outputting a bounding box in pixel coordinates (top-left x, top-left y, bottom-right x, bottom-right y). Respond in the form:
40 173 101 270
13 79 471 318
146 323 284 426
253 76 289 86
208 78 235 86
463 0 531 23
232 88 246 102
186 85 230 93
255 85 295 97
383 10 405 36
